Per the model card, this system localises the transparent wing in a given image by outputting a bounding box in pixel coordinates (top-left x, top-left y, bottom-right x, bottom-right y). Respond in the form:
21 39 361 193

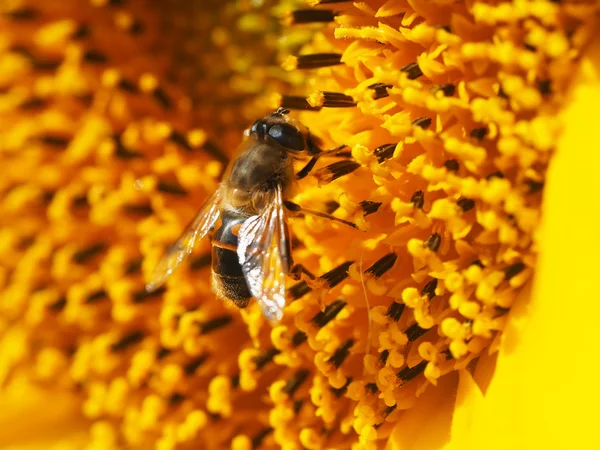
237 185 289 324
146 188 222 292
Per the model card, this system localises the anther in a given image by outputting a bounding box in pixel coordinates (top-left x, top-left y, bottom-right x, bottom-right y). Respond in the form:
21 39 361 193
365 383 378 393
432 84 455 96
73 24 90 40
537 79 552 95
39 135 70 148
114 135 143 159
379 349 389 365
157 180 189 196
110 330 144 352
124 259 142 275
294 53 343 69
525 179 544 193
311 299 347 328
169 393 185 405
289 9 337 24
19 97 48 110
293 399 303 414
330 377 352 397
283 369 310 396
280 95 322 111
152 86 173 110
457 198 475 212
117 78 138 93
443 159 459 172
412 117 432 129
365 253 397 278
504 262 525 281
86 289 107 304
374 143 396 163
486 171 504 180
48 297 67 312
320 262 354 289
470 259 485 268
253 348 281 370
190 253 212 271
72 242 107 264
421 279 438 300
411 190 425 209
156 348 171 359
385 301 405 322
374 405 397 429
183 354 209 376
396 360 427 381
83 49 108 64
368 82 392 99
291 331 308 347
325 201 340 214
425 233 442 252
169 130 192 151
405 323 428 342
251 427 273 449
133 286 166 303
5 7 39 20
359 200 382 216
289 280 311 300
231 374 240 389
320 91 357 108
470 127 488 140
328 339 354 368
401 62 423 80
123 204 153 216
197 315 233 334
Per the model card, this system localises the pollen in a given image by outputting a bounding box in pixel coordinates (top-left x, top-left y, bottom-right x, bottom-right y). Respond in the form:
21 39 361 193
0 0 599 449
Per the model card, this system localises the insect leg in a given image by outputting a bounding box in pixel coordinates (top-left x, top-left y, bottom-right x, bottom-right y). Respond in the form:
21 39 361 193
284 200 358 229
289 263 316 281
297 141 349 180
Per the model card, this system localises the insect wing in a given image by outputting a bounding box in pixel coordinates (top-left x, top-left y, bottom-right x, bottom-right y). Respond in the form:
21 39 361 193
146 189 222 292
237 186 289 323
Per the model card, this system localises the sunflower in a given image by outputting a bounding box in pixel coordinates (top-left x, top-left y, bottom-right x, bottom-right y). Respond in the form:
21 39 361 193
1 0 599 449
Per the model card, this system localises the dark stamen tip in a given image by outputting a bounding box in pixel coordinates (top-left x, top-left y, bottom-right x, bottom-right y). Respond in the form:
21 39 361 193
283 369 310 396
425 233 442 252
385 301 405 322
405 323 428 342
396 360 427 382
457 198 475 212
197 315 233 334
253 348 281 370
110 330 144 352
365 253 397 278
312 299 347 328
443 159 459 172
327 339 354 368
411 190 425 209
359 200 382 216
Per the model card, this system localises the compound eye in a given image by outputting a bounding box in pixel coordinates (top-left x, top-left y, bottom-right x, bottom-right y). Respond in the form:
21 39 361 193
250 120 260 133
267 123 305 151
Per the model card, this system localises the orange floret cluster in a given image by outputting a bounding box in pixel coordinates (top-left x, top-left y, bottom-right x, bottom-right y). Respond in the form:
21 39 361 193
0 0 599 449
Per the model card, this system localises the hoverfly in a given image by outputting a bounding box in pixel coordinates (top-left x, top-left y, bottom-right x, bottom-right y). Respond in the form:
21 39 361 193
146 108 355 323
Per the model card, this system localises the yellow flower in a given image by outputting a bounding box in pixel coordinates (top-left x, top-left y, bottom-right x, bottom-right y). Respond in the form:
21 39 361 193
1 0 599 449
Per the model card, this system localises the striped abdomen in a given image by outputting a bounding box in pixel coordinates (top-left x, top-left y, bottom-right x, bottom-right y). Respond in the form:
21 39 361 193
211 210 252 308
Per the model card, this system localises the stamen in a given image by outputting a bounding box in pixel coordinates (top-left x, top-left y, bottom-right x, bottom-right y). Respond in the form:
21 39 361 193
169 393 185 405
293 53 343 69
289 280 311 300
169 130 193 151
365 253 397 278
133 286 166 303
405 323 428 342
48 297 67 312
72 195 89 208
289 9 337 24
486 171 505 180
313 91 357 108
12 46 61 70
330 376 352 397
359 200 382 216
19 97 48 110
231 374 240 389
124 259 142 275
83 49 108 64
411 190 425 209
73 24 90 40
328 339 354 368
197 315 233 334
401 62 423 80
412 117 432 129
379 349 389 365
152 86 173 110
251 427 273 449
291 331 308 347
314 160 361 183
320 262 353 289
39 135 70 148
470 127 488 140
4 8 39 20
374 143 396 163
114 135 143 159
184 354 209 375
365 383 378 393
431 84 456 96
283 369 310 396
421 279 438 300
504 262 525 280
280 95 322 111
396 360 427 382
374 405 397 429
537 79 552 95
117 78 138 93
425 233 441 252
308 0 351 5
457 198 475 212
311 299 347 328
202 140 230 165
86 289 107 304
443 159 460 172
190 253 212 271
293 399 304 414
385 301 405 322
122 203 154 216
110 330 144 352
72 242 107 264
156 348 171 360
253 348 281 370
525 179 544 193
157 180 189 196
470 259 485 268
325 201 340 214
368 82 392 99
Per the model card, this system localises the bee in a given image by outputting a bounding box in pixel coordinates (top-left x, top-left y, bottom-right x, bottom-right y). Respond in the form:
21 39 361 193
146 108 354 323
